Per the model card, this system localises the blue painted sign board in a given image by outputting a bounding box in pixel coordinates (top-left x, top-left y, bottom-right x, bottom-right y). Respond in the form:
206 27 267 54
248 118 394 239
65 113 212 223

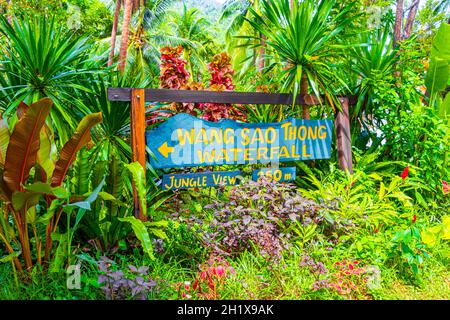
161 170 241 190
146 113 333 169
252 167 296 182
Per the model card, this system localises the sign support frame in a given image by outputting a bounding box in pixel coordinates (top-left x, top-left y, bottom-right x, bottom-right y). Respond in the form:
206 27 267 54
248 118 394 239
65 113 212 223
130 89 147 220
110 88 355 219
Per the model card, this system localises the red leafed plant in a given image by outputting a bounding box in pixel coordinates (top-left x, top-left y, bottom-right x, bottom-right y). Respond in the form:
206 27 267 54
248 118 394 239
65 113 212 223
158 47 246 122
159 46 190 90
313 259 369 299
177 256 236 300
207 52 235 91
199 53 246 122
329 260 368 299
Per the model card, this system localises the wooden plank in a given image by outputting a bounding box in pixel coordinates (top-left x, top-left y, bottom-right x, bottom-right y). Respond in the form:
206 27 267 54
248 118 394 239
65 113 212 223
146 113 334 169
131 89 147 220
108 88 358 106
335 97 353 173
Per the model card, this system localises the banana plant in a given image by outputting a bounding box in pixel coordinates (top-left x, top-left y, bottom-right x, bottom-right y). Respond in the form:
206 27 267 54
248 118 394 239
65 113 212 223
425 22 450 121
0 98 103 273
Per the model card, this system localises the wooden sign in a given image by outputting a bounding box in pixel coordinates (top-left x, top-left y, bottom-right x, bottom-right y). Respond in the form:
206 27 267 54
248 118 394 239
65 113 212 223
253 167 296 182
161 171 241 190
146 113 333 169
108 88 354 218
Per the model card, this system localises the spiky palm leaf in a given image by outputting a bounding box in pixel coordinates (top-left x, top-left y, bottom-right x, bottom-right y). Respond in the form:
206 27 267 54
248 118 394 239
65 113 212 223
242 0 358 111
0 16 101 143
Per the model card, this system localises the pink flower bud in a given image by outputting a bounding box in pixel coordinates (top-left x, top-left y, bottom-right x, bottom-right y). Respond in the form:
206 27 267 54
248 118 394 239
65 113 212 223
217 266 225 277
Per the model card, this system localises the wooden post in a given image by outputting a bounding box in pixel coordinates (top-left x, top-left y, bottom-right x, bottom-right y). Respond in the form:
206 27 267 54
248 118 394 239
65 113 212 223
335 97 353 173
131 89 147 220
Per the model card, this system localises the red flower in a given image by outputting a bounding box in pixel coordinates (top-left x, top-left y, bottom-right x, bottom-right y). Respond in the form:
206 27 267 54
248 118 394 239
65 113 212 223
193 279 199 291
412 215 417 223
443 181 450 195
401 166 409 181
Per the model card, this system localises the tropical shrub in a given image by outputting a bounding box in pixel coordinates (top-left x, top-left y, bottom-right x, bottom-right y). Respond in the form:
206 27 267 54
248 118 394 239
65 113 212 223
0 15 100 143
380 106 450 204
312 259 369 299
0 98 102 273
97 256 157 300
204 177 344 259
178 256 236 300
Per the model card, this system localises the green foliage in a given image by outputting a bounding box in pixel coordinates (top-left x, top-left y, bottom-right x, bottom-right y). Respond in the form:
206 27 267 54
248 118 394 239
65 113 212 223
350 24 398 122
0 15 100 143
1 0 449 301
0 98 103 273
389 225 431 280
425 22 450 118
244 0 358 110
380 106 450 203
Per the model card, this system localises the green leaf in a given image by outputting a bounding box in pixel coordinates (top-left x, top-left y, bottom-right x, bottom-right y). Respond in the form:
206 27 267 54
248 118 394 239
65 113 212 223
66 176 105 211
0 250 21 263
425 23 450 96
36 199 64 224
148 228 168 240
126 162 147 218
425 57 450 96
25 182 68 198
12 191 42 211
0 115 10 166
51 112 102 187
98 191 117 201
119 216 154 260
49 232 67 272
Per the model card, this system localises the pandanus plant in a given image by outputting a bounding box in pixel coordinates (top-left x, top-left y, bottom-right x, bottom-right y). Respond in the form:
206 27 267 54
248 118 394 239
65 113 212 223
243 0 358 117
0 98 102 274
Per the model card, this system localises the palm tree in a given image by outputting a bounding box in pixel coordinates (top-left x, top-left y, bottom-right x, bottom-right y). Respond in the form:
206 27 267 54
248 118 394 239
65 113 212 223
120 0 194 83
168 4 212 80
394 0 404 47
118 0 133 72
220 0 261 77
108 0 122 66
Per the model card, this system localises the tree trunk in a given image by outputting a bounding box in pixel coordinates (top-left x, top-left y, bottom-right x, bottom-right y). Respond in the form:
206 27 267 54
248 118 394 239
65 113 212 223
301 73 310 120
394 0 404 47
403 0 420 40
259 34 266 73
118 0 133 73
108 0 122 67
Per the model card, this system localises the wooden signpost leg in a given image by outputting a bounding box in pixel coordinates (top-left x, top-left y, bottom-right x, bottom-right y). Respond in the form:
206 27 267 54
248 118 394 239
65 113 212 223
131 89 147 220
335 97 353 173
